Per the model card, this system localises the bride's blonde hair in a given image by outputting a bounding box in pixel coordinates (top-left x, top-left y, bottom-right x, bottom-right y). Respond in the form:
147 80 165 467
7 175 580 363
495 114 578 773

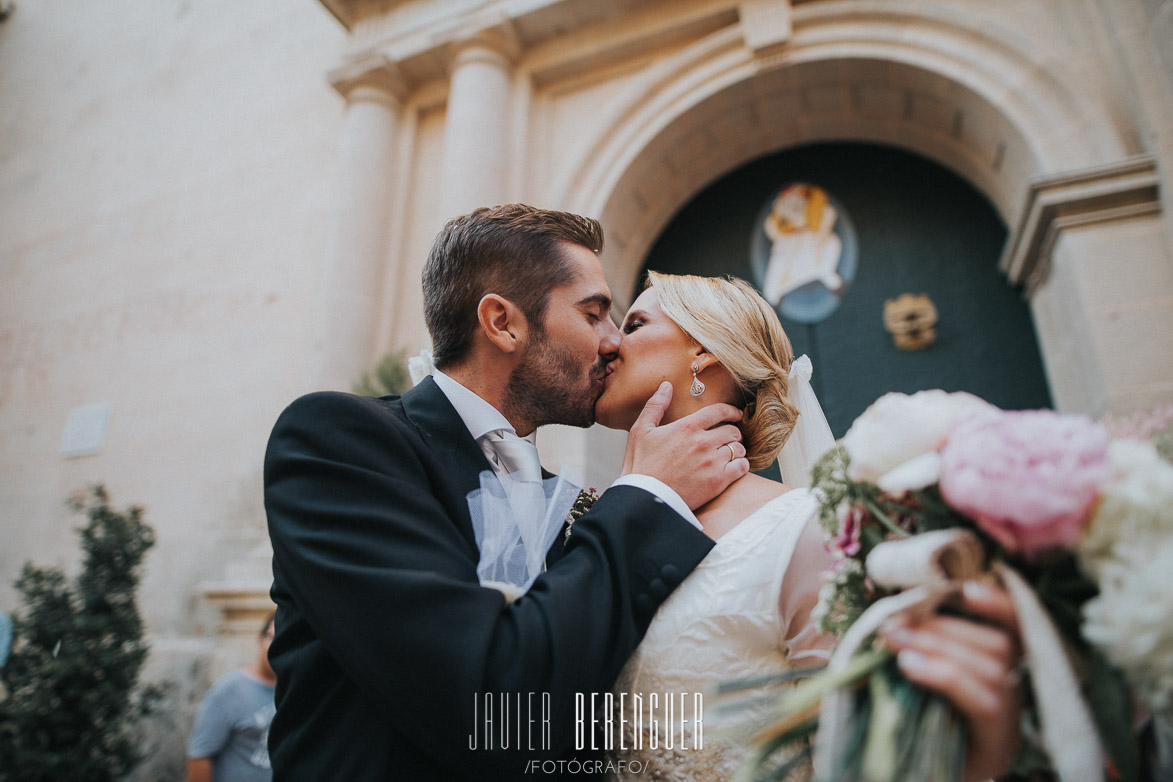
647 271 800 470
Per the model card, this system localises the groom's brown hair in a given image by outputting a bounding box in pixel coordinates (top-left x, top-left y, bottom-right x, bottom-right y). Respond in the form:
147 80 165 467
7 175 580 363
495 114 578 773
423 204 604 369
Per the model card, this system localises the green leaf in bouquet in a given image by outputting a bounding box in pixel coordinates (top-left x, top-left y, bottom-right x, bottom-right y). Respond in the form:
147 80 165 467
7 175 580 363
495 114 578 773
778 648 890 713
900 486 976 541
733 739 814 782
1026 553 1098 644
730 650 890 782
712 667 825 776
715 666 828 697
885 659 964 782
881 660 965 782
1008 724 1055 779
1084 646 1140 782
822 658 966 782
822 685 870 782
858 522 888 552
904 692 965 782
861 497 912 541
861 669 901 781
906 484 953 520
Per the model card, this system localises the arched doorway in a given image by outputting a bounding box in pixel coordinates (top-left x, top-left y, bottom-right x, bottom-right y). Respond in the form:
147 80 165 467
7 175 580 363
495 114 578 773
639 142 1052 438
555 6 1157 486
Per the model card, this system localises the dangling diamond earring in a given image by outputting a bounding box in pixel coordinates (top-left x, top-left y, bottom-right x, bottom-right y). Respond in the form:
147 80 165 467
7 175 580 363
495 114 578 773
689 363 706 397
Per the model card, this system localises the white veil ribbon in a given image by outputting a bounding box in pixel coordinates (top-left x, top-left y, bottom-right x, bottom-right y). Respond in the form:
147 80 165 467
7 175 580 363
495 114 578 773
408 349 435 386
466 467 583 603
775 354 835 488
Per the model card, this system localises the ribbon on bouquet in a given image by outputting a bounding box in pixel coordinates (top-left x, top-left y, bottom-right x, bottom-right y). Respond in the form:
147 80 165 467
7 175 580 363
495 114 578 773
813 528 1105 782
466 467 583 603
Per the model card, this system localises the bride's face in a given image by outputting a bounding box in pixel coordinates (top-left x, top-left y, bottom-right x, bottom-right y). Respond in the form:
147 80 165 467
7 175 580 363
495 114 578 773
595 287 700 431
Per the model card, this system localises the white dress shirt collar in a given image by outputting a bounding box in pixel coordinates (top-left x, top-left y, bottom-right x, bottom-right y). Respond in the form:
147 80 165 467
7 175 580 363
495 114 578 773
431 370 536 445
431 369 698 529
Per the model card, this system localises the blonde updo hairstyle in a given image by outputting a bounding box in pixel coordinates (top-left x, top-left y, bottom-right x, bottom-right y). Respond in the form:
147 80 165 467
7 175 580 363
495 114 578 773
647 271 800 471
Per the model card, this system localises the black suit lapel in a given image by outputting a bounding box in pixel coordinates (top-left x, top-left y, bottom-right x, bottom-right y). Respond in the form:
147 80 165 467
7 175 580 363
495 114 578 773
400 377 495 551
545 524 570 568
401 376 571 568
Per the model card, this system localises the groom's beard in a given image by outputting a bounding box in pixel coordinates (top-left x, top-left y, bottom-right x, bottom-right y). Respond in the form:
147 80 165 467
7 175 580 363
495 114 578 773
505 329 605 430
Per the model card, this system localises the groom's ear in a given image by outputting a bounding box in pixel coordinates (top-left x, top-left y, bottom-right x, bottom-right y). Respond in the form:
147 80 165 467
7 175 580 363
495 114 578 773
477 294 528 354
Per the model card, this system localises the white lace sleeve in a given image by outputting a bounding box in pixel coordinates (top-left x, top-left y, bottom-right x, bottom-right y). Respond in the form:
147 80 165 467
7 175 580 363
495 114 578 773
777 514 836 665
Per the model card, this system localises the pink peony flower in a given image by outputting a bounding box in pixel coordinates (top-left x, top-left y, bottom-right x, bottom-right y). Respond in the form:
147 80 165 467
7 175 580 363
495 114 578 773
938 410 1112 557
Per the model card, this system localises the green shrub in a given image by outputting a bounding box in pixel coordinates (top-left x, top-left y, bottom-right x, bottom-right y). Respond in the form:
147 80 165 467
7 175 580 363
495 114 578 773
353 349 412 397
0 485 158 782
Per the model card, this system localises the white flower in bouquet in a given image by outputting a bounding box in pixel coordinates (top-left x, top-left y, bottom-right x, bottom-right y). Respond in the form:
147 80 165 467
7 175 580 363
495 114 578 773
841 390 994 493
1077 437 1173 719
1082 535 1173 717
1079 438 1173 578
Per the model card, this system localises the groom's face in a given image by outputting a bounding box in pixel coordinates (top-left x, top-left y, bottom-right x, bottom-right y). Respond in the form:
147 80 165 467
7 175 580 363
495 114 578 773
504 243 619 429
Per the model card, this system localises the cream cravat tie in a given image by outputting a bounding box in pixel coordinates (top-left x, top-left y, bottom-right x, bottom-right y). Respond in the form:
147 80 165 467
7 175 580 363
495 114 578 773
481 430 542 483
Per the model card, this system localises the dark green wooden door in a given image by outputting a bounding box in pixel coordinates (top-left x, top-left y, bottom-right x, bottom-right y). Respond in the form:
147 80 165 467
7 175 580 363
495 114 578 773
641 142 1052 439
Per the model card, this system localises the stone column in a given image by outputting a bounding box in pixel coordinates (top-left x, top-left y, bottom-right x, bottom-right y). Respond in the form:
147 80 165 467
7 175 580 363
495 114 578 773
1001 155 1170 415
305 55 406 392
439 33 517 219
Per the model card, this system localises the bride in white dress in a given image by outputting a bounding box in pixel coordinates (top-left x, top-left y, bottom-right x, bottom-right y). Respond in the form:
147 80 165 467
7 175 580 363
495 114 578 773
593 272 1021 782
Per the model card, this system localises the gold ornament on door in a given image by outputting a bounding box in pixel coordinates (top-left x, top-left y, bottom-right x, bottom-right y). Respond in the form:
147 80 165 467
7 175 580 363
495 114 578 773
883 293 938 350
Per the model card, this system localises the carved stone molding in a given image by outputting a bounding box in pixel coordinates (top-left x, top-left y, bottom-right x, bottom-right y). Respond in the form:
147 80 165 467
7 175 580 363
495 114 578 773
437 19 523 72
1001 155 1161 294
323 17 521 106
199 541 275 637
320 0 400 32
740 0 792 56
328 52 408 103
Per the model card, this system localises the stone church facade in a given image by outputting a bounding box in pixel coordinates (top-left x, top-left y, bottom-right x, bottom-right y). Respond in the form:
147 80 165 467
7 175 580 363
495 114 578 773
1 0 1170 775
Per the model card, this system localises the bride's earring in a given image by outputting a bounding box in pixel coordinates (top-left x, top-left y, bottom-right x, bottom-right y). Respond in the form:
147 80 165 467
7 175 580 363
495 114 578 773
689 363 706 397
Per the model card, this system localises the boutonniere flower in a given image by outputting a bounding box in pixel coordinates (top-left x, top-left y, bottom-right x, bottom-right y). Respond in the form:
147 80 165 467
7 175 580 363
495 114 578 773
564 488 600 543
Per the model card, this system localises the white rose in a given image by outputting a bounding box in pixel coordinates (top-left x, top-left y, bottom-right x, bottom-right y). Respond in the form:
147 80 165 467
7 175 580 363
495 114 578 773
842 390 994 493
1079 438 1173 579
1082 536 1173 716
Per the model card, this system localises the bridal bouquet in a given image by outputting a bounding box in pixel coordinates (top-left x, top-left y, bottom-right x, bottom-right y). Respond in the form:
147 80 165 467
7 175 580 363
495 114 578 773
734 390 1173 782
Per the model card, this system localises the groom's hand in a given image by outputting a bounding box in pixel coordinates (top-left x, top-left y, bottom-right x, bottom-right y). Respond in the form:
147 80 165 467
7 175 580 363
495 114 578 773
622 381 749 509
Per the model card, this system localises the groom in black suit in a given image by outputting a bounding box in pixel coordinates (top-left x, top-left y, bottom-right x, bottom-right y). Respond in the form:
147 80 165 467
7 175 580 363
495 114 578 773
263 204 751 780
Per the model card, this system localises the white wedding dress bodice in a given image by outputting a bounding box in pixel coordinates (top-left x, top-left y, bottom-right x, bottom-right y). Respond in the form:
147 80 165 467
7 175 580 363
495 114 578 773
608 488 823 781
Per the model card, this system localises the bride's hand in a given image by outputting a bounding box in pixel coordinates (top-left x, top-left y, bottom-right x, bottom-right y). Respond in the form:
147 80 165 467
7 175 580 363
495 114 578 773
882 580 1022 782
622 381 748 510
